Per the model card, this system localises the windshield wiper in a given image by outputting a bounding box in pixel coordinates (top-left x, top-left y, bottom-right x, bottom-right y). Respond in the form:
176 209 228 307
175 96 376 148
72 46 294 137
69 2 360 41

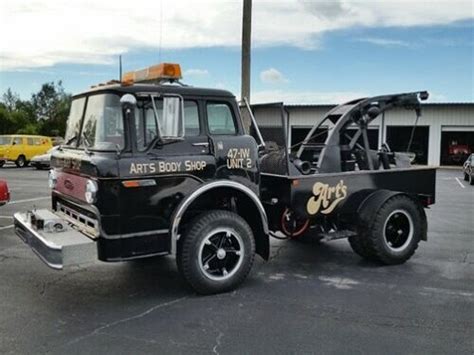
65 135 78 145
81 132 93 155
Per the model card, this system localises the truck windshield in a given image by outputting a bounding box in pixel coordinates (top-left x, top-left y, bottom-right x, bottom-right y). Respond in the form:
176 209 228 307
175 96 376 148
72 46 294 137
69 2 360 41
64 94 124 151
0 136 12 145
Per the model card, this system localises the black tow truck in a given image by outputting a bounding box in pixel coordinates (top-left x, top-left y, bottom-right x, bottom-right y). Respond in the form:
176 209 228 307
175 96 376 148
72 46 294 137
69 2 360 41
13 63 436 294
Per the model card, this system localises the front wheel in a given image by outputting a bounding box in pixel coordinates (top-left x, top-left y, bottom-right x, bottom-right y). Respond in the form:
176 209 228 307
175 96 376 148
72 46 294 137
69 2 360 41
0 160 5 168
177 210 255 294
469 174 474 186
350 195 424 265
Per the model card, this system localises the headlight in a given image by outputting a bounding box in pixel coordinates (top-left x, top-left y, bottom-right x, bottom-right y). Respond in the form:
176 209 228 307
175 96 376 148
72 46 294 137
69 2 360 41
48 169 57 189
85 180 98 204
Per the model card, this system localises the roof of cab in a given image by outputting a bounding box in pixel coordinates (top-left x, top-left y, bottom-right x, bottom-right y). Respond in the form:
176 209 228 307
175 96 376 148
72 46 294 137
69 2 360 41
73 83 235 99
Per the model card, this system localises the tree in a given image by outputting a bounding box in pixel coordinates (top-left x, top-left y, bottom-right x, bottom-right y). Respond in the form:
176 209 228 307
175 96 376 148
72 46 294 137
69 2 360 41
31 81 67 121
30 81 71 137
2 88 20 112
0 106 15 134
0 81 71 136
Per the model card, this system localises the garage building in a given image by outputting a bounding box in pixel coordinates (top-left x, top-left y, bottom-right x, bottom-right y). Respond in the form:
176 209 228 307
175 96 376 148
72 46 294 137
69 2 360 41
251 102 474 166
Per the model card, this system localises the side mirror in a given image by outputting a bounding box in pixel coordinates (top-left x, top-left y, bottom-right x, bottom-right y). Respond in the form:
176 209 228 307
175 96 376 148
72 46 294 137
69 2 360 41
120 94 137 106
120 94 137 118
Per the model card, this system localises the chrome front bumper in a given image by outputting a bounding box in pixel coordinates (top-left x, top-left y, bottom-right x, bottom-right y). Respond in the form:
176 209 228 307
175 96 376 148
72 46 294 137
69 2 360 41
13 210 97 270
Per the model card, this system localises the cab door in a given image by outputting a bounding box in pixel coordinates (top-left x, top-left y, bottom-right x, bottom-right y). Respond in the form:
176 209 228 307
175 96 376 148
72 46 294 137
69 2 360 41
117 98 214 257
205 100 260 188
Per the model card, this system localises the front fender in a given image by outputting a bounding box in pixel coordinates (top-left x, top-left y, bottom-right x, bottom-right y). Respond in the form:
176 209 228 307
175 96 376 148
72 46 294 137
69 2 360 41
170 180 270 258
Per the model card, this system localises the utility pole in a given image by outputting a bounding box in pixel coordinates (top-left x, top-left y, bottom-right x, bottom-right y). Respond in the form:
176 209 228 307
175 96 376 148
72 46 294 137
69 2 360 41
241 0 252 132
119 55 122 81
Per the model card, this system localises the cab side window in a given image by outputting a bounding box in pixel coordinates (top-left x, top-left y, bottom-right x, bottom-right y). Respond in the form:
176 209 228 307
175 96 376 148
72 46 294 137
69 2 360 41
27 138 34 145
13 137 22 145
184 101 200 136
207 102 237 135
33 138 41 145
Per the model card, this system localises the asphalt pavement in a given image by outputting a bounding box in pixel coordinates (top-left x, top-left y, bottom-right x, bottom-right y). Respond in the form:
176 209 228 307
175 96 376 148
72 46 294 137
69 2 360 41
0 165 472 354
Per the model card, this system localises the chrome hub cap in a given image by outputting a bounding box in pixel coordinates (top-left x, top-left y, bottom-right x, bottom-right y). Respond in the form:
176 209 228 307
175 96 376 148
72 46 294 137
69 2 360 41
216 248 226 260
198 228 244 281
383 209 414 252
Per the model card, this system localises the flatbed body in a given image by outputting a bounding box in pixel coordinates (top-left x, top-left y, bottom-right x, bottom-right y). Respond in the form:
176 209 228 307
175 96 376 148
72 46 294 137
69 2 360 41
261 167 436 222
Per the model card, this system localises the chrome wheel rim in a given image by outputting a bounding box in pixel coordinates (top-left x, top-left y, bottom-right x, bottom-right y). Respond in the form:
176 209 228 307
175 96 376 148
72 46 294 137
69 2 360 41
383 209 414 252
198 228 244 281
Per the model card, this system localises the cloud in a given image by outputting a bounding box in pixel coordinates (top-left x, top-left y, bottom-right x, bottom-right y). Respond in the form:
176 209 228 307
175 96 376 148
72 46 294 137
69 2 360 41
251 90 369 104
0 0 472 70
184 68 209 76
356 37 412 47
260 68 288 84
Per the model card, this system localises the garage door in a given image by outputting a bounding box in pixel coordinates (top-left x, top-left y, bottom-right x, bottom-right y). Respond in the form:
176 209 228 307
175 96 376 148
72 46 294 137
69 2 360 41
440 126 474 165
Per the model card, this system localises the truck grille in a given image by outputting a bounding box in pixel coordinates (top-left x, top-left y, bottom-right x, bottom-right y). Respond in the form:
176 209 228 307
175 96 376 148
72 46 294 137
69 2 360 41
56 202 99 238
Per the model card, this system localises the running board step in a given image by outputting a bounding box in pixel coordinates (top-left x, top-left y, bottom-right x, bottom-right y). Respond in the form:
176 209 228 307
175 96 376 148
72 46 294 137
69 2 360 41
318 230 357 242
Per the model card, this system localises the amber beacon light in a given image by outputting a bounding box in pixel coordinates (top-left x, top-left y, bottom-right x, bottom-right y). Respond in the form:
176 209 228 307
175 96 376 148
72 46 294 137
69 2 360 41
121 63 182 85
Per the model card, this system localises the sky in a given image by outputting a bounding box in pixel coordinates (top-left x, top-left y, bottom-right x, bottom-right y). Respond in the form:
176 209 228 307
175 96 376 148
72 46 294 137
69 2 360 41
0 0 473 104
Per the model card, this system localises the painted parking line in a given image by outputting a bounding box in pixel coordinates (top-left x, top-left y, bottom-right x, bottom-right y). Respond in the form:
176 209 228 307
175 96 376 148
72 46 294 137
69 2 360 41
0 224 13 230
8 196 50 204
0 216 12 219
455 177 466 188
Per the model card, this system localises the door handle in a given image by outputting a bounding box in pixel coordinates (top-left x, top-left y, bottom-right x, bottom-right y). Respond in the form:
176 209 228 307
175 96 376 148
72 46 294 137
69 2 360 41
192 142 209 147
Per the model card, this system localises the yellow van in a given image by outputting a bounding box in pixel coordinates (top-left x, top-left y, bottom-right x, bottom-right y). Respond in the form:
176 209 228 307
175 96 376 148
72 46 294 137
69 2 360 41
0 135 53 168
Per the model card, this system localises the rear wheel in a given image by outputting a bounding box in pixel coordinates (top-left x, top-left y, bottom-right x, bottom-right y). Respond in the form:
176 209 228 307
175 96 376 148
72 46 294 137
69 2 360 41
15 155 28 168
464 173 469 181
348 233 376 260
350 195 423 265
177 210 255 294
0 160 4 168
469 173 474 185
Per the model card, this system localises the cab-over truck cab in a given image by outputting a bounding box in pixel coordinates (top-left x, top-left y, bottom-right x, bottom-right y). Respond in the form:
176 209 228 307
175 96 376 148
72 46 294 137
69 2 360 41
14 63 268 294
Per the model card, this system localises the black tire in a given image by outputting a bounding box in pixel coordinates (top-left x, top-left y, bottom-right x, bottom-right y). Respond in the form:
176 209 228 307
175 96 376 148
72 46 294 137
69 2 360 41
0 160 4 168
351 195 424 265
348 233 377 260
469 174 474 186
260 150 287 174
177 210 255 295
15 155 28 168
464 173 469 181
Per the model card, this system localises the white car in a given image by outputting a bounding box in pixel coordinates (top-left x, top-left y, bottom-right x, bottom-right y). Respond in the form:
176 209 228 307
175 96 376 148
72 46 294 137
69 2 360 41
30 146 59 170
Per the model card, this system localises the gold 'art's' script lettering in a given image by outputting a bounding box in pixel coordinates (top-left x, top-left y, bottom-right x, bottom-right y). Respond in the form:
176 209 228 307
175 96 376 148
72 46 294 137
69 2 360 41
306 180 348 215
